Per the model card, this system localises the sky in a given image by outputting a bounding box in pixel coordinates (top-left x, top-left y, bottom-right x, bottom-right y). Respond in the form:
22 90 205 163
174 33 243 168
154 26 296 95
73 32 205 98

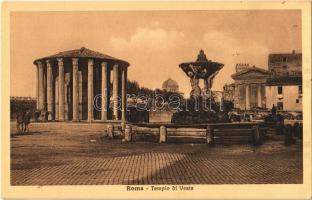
10 10 301 97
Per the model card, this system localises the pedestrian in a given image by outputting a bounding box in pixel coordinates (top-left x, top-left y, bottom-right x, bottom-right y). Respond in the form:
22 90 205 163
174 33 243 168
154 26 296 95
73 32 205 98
23 109 32 133
271 104 277 115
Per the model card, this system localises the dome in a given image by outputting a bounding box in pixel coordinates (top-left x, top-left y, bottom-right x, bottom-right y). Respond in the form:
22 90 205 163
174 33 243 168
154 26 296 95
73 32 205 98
162 78 179 92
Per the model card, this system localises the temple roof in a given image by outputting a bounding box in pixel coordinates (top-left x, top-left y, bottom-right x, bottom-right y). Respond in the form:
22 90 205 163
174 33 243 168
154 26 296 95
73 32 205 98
231 66 271 79
34 47 129 66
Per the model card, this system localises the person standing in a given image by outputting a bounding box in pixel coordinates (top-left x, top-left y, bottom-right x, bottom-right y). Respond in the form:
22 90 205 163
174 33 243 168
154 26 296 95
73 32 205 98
271 104 277 116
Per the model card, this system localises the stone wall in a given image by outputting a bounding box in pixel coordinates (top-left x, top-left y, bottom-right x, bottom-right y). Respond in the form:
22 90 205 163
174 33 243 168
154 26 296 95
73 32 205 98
149 110 176 123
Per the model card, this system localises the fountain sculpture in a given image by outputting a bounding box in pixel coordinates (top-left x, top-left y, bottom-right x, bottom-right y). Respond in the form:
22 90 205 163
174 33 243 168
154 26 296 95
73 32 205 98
179 49 224 98
171 50 226 124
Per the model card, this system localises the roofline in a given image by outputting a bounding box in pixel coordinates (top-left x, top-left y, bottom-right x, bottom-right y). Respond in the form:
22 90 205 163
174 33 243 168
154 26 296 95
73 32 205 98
265 82 302 86
33 47 130 66
33 56 129 66
265 77 302 86
268 52 302 56
231 67 271 79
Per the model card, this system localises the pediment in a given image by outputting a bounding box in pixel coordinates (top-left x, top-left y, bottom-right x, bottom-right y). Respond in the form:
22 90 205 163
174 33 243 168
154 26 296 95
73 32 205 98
232 68 271 80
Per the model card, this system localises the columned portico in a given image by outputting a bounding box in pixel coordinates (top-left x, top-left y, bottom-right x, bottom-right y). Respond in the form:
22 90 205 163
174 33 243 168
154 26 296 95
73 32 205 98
46 60 53 120
257 85 262 108
36 65 39 109
231 66 271 110
37 61 45 111
57 58 65 121
34 47 129 122
245 84 250 110
121 66 127 122
112 64 119 120
101 62 108 121
72 58 79 121
87 59 94 122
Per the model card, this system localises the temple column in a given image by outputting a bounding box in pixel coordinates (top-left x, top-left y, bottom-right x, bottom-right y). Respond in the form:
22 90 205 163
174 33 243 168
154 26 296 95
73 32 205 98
37 61 44 110
245 83 250 110
121 66 127 122
46 60 53 120
112 64 119 120
234 83 239 108
36 65 39 109
101 62 108 121
43 70 47 111
72 58 79 121
257 85 262 108
87 59 94 122
57 58 65 121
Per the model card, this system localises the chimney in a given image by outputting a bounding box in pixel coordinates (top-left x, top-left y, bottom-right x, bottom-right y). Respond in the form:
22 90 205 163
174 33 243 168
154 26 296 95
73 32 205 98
292 50 295 54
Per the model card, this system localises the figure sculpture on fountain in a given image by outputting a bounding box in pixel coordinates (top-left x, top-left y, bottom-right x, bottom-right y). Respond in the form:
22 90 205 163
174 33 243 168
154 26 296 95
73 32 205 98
172 50 225 124
197 49 208 62
188 71 201 97
180 49 224 99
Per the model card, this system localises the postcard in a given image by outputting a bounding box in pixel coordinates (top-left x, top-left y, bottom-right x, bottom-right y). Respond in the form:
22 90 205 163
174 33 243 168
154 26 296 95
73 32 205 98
1 1 311 199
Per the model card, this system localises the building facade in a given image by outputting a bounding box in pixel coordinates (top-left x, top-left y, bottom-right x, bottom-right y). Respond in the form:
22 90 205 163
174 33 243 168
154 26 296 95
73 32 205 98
227 51 302 112
34 47 130 122
268 50 302 77
265 77 302 111
265 51 302 111
231 66 271 110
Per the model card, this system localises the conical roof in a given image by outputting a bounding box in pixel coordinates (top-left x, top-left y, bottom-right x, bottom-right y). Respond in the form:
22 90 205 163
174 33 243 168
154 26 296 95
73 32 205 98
34 47 129 66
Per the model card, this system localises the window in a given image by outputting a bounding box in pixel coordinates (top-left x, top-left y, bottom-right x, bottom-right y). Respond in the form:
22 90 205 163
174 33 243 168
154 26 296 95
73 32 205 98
277 86 283 94
296 99 299 103
282 65 287 69
277 102 283 111
282 57 287 62
299 85 302 94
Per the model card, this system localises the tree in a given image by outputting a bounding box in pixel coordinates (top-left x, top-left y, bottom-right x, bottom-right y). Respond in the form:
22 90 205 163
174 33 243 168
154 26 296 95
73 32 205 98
127 80 140 95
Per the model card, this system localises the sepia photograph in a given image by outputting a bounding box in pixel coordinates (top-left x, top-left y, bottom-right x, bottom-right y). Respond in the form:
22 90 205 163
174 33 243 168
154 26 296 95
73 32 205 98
1 1 311 199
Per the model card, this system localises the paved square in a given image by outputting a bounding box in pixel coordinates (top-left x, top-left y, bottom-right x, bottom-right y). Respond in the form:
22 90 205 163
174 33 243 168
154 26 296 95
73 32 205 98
10 122 303 185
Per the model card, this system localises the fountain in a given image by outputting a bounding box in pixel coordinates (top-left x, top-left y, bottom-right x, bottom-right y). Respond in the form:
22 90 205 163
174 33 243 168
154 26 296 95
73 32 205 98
171 50 226 124
179 49 224 98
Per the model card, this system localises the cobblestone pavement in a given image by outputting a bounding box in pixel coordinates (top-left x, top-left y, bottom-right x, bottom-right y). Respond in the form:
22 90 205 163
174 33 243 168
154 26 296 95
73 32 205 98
10 122 303 185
